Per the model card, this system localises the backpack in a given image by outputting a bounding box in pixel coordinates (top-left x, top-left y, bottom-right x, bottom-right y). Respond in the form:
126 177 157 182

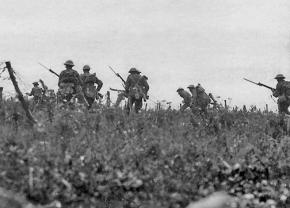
129 76 144 100
283 81 290 96
61 70 78 84
83 73 96 84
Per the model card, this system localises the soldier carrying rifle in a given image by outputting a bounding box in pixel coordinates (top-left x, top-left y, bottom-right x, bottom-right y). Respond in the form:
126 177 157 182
26 81 44 109
124 68 149 113
58 60 84 103
108 66 149 111
272 74 290 114
80 65 103 108
244 75 290 114
39 61 88 106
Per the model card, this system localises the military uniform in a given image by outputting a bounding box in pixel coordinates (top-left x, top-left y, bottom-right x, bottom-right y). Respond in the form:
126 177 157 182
273 74 290 114
140 75 149 98
188 84 211 114
58 60 83 103
80 65 103 107
27 82 43 109
125 68 149 113
177 88 192 112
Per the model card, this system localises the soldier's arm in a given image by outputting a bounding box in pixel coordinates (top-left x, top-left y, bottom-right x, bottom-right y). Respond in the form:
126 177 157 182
95 77 103 91
125 76 131 93
273 83 282 97
27 89 34 96
143 80 149 93
75 71 83 86
58 72 64 86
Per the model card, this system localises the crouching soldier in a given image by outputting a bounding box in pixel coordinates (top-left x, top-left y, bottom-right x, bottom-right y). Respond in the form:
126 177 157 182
188 84 211 115
80 65 103 108
177 88 192 112
272 74 290 115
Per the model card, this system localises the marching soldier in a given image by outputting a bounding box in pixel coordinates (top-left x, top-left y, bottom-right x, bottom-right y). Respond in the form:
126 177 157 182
125 68 149 113
177 88 192 112
272 74 290 114
114 75 149 108
80 65 103 108
58 60 83 103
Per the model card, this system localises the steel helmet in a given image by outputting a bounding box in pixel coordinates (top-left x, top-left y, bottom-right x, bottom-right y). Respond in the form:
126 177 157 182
187 84 195 89
33 82 39 85
274 74 285 80
176 88 184 92
83 65 90 71
129 68 140 74
64 60 74 66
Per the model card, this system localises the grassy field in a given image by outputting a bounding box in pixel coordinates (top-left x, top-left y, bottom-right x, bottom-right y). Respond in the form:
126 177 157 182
0 101 289 208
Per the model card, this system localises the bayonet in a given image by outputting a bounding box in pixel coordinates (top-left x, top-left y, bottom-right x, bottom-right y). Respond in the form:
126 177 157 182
108 66 126 86
38 62 59 77
243 78 275 91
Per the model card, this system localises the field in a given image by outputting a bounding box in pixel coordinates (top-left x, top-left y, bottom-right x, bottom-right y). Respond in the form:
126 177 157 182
0 100 290 208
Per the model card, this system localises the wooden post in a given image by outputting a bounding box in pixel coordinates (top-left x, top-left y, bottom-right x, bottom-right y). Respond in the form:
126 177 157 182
6 61 36 125
224 100 227 109
0 87 3 108
106 91 111 107
266 104 268 113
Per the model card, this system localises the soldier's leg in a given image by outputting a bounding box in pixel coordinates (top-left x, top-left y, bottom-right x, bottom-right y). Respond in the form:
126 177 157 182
126 96 133 114
278 102 288 114
135 99 143 113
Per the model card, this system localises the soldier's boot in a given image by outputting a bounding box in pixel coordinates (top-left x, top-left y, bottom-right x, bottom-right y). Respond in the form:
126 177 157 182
126 97 134 115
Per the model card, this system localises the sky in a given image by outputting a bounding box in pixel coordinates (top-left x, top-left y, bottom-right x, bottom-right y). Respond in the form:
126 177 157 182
0 0 290 110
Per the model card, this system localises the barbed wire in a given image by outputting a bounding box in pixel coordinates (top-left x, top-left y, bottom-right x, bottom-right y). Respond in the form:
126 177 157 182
12 69 31 91
0 67 6 77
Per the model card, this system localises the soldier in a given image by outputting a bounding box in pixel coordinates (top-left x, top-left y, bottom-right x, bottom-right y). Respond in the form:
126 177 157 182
125 68 149 113
187 84 211 114
80 65 103 108
26 82 43 109
58 60 83 103
272 74 290 114
177 88 192 112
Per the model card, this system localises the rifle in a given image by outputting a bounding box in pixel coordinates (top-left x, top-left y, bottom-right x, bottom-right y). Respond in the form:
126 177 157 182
243 78 275 91
109 88 125 93
208 93 217 104
38 62 60 77
108 66 126 86
39 79 48 89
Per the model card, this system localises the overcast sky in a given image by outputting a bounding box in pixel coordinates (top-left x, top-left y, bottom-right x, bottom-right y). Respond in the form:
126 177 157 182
0 0 290 110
